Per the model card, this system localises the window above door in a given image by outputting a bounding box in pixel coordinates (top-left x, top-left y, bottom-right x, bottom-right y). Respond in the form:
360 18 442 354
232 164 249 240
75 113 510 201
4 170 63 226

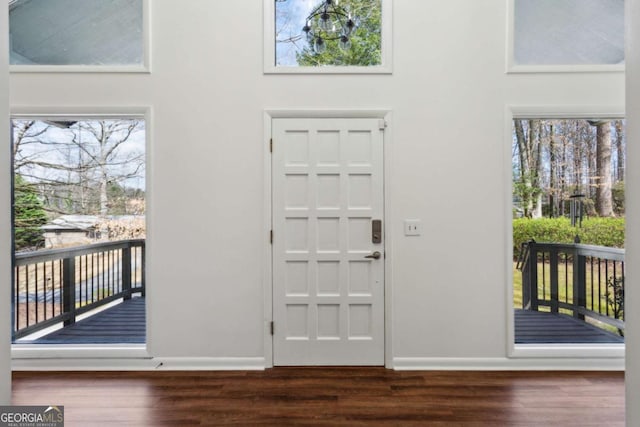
264 0 393 74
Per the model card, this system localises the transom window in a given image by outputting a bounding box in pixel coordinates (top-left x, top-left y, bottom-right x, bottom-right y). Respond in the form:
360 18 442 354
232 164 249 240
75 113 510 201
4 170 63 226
509 0 624 71
9 0 146 69
265 0 392 73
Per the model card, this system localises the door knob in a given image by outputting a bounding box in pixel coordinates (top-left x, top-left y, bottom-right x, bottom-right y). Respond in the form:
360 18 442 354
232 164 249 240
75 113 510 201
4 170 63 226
364 251 381 260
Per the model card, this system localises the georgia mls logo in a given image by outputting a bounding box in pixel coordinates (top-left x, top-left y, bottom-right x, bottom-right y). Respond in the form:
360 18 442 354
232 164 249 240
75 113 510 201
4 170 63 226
0 405 64 427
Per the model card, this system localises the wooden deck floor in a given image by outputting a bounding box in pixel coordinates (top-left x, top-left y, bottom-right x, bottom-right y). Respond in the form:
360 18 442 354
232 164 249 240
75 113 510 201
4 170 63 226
514 309 624 344
21 301 621 345
29 297 145 344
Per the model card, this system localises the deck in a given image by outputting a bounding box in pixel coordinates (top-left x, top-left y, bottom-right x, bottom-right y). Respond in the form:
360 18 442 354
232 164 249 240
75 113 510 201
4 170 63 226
26 297 145 344
517 240 626 344
19 302 622 345
514 309 624 344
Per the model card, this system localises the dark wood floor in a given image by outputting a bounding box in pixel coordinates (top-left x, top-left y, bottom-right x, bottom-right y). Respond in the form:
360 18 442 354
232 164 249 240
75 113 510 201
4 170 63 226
12 369 624 426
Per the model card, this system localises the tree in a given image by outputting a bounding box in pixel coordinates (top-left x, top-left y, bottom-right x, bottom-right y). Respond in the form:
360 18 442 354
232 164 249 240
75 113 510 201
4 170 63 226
589 120 614 217
13 174 47 251
512 119 625 219
75 120 144 215
106 182 145 215
513 119 543 218
548 123 558 217
614 120 625 182
294 0 382 66
12 119 145 217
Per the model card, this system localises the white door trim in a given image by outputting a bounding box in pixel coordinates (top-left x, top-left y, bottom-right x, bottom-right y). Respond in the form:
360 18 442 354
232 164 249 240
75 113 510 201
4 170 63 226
263 109 393 368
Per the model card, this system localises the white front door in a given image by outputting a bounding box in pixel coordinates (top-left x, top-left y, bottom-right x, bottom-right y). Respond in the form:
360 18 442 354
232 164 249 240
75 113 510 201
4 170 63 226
272 117 385 366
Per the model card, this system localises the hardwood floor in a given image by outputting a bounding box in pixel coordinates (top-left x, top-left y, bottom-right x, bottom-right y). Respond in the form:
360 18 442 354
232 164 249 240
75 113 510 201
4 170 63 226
12 368 624 426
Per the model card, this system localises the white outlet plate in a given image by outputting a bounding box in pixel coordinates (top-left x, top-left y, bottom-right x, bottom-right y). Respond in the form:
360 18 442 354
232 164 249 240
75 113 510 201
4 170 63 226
404 219 421 236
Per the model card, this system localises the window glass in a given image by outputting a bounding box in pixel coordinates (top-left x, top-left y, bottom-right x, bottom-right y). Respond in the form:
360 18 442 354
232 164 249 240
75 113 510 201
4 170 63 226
275 0 382 67
11 118 146 345
9 0 144 66
512 118 626 345
513 0 624 66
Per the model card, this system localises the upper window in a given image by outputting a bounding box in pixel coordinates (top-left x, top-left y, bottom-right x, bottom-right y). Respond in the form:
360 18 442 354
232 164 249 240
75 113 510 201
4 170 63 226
9 0 147 71
509 0 624 72
265 0 392 73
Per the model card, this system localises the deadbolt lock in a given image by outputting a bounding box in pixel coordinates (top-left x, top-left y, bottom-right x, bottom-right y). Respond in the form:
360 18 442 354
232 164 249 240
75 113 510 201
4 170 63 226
372 219 382 244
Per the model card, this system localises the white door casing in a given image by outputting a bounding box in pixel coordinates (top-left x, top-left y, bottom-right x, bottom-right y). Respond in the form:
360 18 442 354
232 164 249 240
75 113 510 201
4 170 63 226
272 117 385 365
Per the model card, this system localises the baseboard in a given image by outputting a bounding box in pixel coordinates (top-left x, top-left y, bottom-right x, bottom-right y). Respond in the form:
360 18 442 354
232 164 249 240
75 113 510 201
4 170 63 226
12 355 266 371
14 354 620 371
12 344 150 360
152 357 266 371
12 357 156 371
393 357 625 371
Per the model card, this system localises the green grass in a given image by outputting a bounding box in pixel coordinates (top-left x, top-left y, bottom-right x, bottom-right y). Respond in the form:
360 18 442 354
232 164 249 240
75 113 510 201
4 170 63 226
513 262 616 310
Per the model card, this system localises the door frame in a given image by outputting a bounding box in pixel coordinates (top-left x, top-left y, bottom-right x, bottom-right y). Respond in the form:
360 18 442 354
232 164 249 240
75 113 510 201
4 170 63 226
263 109 394 368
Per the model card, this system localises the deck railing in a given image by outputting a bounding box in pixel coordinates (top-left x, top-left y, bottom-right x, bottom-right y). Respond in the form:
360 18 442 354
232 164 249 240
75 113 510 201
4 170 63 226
12 239 145 341
519 240 625 335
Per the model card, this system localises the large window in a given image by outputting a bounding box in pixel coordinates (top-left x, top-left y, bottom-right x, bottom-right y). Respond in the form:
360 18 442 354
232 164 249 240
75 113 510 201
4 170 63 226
509 0 624 71
11 117 146 345
264 0 392 73
512 118 625 347
9 0 147 70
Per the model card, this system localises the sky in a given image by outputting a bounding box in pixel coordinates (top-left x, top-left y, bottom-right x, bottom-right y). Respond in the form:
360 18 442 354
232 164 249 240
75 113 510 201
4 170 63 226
275 0 319 66
13 119 146 191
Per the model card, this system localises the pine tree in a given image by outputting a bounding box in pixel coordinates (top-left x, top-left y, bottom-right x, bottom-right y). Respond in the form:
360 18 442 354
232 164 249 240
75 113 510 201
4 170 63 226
14 174 48 250
296 0 382 66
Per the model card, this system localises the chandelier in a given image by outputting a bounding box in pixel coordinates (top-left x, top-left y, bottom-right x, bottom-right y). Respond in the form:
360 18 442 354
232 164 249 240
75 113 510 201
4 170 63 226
302 0 357 53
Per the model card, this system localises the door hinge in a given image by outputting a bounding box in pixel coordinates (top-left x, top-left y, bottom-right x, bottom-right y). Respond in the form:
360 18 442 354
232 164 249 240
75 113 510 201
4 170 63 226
270 138 273 153
270 230 273 244
270 321 274 335
378 119 387 130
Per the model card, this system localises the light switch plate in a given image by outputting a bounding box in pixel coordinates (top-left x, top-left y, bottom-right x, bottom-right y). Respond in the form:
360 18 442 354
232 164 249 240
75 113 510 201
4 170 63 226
404 219 421 236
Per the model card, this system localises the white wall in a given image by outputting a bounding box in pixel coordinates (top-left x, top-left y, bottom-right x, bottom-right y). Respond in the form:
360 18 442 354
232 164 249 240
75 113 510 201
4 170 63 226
626 0 639 424
7 1 625 365
1 2 12 404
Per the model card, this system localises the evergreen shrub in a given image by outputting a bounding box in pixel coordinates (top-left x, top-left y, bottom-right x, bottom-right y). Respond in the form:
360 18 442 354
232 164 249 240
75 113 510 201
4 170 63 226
513 217 625 258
